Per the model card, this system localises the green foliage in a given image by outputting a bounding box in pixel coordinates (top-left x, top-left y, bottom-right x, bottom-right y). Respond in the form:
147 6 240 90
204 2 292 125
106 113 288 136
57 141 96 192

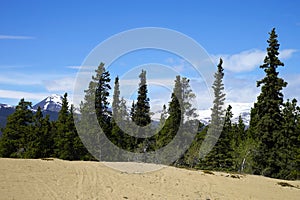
0 29 299 181
248 28 289 178
54 93 91 160
199 59 226 162
95 62 112 133
155 76 182 150
199 105 234 171
132 70 151 127
25 107 54 158
79 63 112 160
278 99 300 179
0 99 33 158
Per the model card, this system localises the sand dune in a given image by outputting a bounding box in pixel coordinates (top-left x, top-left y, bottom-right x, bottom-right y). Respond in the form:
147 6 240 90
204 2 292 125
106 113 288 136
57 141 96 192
0 158 299 200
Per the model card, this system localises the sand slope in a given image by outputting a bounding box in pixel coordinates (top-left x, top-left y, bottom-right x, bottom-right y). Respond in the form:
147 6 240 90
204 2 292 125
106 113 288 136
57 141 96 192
0 158 299 200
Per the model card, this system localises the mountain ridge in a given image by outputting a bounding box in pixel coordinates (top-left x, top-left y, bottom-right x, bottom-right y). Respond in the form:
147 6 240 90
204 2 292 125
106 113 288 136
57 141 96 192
0 95 252 131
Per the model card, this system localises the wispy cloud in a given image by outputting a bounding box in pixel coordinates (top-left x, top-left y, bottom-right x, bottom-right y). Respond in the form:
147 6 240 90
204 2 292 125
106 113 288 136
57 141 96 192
0 89 49 100
120 78 175 87
44 77 76 92
213 49 297 73
0 74 42 85
66 66 95 70
0 35 35 40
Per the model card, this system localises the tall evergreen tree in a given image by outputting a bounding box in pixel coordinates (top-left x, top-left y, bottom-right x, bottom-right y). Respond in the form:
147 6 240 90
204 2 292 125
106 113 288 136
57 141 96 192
79 62 111 160
68 105 90 160
111 76 125 149
55 93 88 160
130 101 136 121
199 58 226 159
25 107 53 158
249 28 287 177
155 76 182 149
0 99 33 158
199 105 234 171
112 76 121 118
95 62 111 132
181 77 198 121
132 70 151 126
54 93 71 159
279 99 300 179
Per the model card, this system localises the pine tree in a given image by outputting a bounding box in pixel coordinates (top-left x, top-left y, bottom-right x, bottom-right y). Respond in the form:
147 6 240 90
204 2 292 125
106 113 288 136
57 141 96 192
25 107 53 158
112 76 121 119
199 58 226 160
54 93 71 159
0 99 33 158
249 28 287 177
181 77 198 121
68 105 90 160
54 93 88 160
158 104 167 128
95 62 111 132
111 76 125 150
231 115 248 171
130 101 136 121
132 70 151 126
199 105 234 171
279 99 300 179
155 76 182 149
79 62 112 160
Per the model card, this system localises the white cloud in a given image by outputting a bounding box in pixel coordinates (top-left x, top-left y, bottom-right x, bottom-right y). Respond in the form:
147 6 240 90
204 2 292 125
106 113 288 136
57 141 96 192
279 49 297 59
44 77 76 92
66 66 96 70
0 89 49 100
0 74 42 85
213 49 297 73
281 74 300 103
0 35 34 40
120 78 175 87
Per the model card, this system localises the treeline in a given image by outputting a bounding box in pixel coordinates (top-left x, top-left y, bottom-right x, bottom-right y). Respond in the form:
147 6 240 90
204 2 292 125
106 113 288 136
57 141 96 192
0 28 299 180
0 94 93 160
188 29 300 180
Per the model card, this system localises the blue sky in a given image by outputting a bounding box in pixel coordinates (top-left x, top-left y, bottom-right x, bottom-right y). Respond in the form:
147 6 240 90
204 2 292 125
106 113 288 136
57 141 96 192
1 0 300 110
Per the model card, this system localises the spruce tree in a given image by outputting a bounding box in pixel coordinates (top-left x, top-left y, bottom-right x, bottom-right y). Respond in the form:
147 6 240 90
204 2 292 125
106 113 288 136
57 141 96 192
55 93 88 160
199 58 226 160
181 77 198 121
130 101 136 121
79 62 112 160
68 105 90 160
155 76 182 149
95 62 111 132
54 93 71 159
280 99 300 179
132 70 151 126
26 107 53 158
112 76 121 118
0 99 33 158
199 105 234 171
111 76 125 149
249 28 287 177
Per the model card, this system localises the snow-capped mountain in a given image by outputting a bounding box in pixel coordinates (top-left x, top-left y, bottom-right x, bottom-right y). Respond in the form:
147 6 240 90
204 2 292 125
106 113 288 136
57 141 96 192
0 104 16 132
33 94 63 112
152 102 252 126
197 102 252 126
0 94 66 132
0 103 14 109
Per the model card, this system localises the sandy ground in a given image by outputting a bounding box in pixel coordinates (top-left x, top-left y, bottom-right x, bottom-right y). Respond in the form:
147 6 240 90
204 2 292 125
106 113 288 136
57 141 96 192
0 158 299 200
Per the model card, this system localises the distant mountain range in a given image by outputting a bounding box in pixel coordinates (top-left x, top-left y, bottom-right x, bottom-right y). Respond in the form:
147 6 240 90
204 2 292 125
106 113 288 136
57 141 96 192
151 102 252 126
0 94 253 132
0 94 63 130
